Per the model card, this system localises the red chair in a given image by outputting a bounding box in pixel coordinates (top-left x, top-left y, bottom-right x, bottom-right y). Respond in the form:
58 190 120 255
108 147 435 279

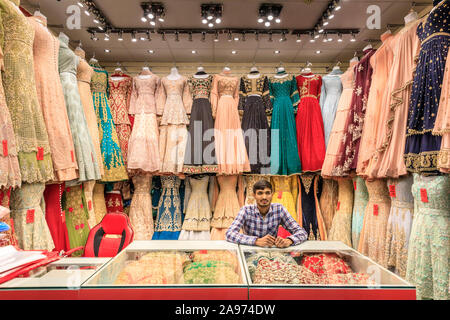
64 212 134 258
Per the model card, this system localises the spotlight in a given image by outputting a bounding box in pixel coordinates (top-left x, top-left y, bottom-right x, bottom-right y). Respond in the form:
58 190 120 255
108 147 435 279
337 33 343 42
175 32 179 42
208 22 214 27
140 35 146 41
147 31 152 41
255 32 259 41
274 50 280 54
214 32 219 42
77 2 83 7
118 31 124 41
315 34 320 39
350 33 356 42
207 15 213 20
104 49 111 53
192 50 197 54
131 32 137 42
234 36 239 41
275 18 281 23
202 18 208 24
158 17 164 22
97 26 103 31
201 4 223 28
148 13 154 19
141 16 147 22
148 50 154 54
323 21 329 26
310 33 316 43
265 21 271 27
267 14 274 21
93 19 100 24
215 18 221 24
258 18 264 23
316 50 321 54
328 14 335 19
280 32 287 42
90 32 98 41
296 34 301 43
322 34 328 43
335 5 341 11
84 10 90 16
150 20 156 26
104 34 110 41
228 31 232 42
319 28 324 33
162 32 166 41
231 50 237 54
189 32 193 42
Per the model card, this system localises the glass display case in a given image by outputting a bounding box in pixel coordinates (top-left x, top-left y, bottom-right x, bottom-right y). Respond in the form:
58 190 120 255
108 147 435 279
79 240 248 300
239 241 416 300
0 257 110 299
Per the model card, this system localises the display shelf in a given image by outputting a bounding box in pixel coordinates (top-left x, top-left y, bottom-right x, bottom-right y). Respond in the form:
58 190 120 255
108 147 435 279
239 241 416 300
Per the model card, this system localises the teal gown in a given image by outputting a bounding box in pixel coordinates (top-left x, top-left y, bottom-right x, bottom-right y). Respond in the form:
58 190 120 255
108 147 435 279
269 75 302 175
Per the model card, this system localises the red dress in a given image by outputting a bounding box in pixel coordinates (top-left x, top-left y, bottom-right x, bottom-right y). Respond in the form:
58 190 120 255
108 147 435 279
295 74 326 172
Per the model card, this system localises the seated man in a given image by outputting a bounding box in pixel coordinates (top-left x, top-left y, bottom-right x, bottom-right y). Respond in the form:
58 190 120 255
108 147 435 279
226 180 307 248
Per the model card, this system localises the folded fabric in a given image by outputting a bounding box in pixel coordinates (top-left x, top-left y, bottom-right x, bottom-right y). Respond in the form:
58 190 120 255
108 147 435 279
0 222 10 233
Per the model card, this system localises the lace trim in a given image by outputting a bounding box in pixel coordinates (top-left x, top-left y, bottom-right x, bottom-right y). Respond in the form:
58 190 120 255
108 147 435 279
432 128 450 135
269 76 291 84
183 164 218 174
406 128 434 137
404 151 439 172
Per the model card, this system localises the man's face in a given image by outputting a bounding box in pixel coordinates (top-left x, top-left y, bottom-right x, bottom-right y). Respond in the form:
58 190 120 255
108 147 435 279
254 188 273 208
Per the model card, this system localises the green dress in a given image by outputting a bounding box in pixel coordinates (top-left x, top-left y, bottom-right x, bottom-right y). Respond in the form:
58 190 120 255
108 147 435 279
268 75 302 175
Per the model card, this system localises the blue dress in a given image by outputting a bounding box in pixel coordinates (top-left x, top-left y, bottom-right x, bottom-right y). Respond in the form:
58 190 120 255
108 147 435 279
404 0 449 173
269 75 302 175
152 176 183 240
320 69 343 148
90 65 128 182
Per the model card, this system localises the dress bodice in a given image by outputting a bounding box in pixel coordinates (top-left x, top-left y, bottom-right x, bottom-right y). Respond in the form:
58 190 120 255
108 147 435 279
161 76 188 96
10 182 44 209
215 74 239 96
240 75 269 96
296 74 322 100
90 67 108 94
58 35 78 76
353 177 369 202
161 176 181 193
365 179 391 203
133 175 152 194
129 75 160 114
269 76 298 99
76 58 94 83
387 175 414 208
0 0 34 47
271 176 294 193
109 76 132 124
217 175 238 192
321 74 343 96
189 176 209 194
411 173 450 213
28 17 58 71
340 62 358 90
188 75 213 99
417 0 449 42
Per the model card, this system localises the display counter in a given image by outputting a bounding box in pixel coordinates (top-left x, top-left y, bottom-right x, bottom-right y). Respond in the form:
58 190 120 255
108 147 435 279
0 257 110 299
239 241 416 300
79 240 248 300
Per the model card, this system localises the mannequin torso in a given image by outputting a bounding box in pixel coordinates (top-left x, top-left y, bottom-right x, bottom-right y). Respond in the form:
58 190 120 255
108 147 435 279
167 67 181 80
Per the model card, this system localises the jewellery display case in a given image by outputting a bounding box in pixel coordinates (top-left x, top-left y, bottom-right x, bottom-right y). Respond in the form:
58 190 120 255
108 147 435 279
239 241 416 300
79 240 248 300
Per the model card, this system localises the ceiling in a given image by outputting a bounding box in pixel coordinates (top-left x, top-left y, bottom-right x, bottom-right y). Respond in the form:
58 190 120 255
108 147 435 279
20 0 433 63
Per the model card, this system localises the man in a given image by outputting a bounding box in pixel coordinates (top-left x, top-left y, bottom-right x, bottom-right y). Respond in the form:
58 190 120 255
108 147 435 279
226 180 308 248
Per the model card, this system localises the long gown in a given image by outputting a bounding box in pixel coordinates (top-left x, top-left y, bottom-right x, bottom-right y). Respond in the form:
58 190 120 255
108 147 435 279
239 75 272 174
270 175 298 238
298 174 326 240
321 60 359 177
183 75 218 174
59 35 101 184
92 182 107 224
156 76 192 174
0 0 53 183
29 17 78 182
367 20 422 178
295 74 326 172
384 175 414 279
44 183 69 252
404 0 449 174
109 75 132 168
358 179 391 267
328 178 354 246
75 52 104 178
320 69 343 148
433 49 450 173
90 64 128 182
211 74 250 175
129 175 154 240
319 179 338 234
179 176 211 240
357 32 395 177
351 176 369 250
127 74 161 173
406 173 449 300
152 176 183 240
210 175 243 240
268 75 302 175
333 48 377 176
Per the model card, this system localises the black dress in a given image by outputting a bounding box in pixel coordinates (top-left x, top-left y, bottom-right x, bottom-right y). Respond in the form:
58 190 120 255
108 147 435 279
239 75 272 174
183 75 218 174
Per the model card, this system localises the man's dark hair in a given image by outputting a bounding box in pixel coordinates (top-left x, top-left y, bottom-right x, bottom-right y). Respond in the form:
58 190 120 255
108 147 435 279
253 180 273 194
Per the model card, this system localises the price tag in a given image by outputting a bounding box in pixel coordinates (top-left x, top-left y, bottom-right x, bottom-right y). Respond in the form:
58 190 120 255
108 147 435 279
373 204 379 216
199 250 208 254
88 200 92 211
336 201 340 211
389 185 396 198
2 140 7 156
353 181 357 190
36 147 44 161
10 218 14 234
278 191 282 199
26 209 35 224
71 150 75 163
61 211 66 224
420 188 428 203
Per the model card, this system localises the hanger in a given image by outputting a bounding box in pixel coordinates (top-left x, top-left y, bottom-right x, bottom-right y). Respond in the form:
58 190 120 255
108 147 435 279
89 52 100 67
75 41 83 52
301 61 313 74
33 8 47 22
331 61 342 73
350 51 359 63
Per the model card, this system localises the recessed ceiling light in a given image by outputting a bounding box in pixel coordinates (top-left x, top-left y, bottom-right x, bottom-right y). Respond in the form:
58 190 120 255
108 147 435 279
140 36 146 41
316 50 321 54
274 50 280 54
150 21 156 26
258 18 264 23
265 21 270 27
215 18 221 24
267 15 274 21
208 23 214 27
202 19 208 24
141 17 147 22
231 50 237 54
192 50 197 54
275 18 281 23
147 13 154 19
234 37 239 41
148 50 154 54
207 15 213 20
104 49 111 53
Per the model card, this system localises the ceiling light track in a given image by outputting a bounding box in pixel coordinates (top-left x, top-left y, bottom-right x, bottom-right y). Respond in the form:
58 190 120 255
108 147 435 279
78 0 112 29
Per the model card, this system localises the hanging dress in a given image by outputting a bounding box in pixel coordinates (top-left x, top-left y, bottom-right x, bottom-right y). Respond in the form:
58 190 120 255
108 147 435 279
183 75 218 174
404 0 449 174
268 75 302 175
295 74 326 172
384 175 414 279
44 183 70 252
238 75 272 174
351 176 369 250
59 35 101 184
109 75 132 168
270 175 298 238
29 17 78 182
321 61 359 177
319 178 338 234
179 176 211 240
211 74 250 175
406 173 449 300
129 175 154 240
83 180 96 228
152 176 183 240
320 69 343 148
90 64 128 182
92 182 107 224
0 0 53 183
156 76 192 174
127 74 161 174
328 178 354 246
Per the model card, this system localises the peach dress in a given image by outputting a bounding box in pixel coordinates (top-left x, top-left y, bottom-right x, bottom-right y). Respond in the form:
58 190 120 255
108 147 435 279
433 49 450 173
357 32 395 177
211 74 250 175
366 19 422 178
29 17 78 182
321 61 358 177
156 76 192 174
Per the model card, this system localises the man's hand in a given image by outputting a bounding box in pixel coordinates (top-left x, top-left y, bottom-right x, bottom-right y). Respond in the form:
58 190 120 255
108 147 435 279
255 235 276 247
275 237 293 248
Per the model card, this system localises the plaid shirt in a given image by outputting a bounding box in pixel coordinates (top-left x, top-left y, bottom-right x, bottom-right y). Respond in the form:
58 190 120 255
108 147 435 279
225 203 308 246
